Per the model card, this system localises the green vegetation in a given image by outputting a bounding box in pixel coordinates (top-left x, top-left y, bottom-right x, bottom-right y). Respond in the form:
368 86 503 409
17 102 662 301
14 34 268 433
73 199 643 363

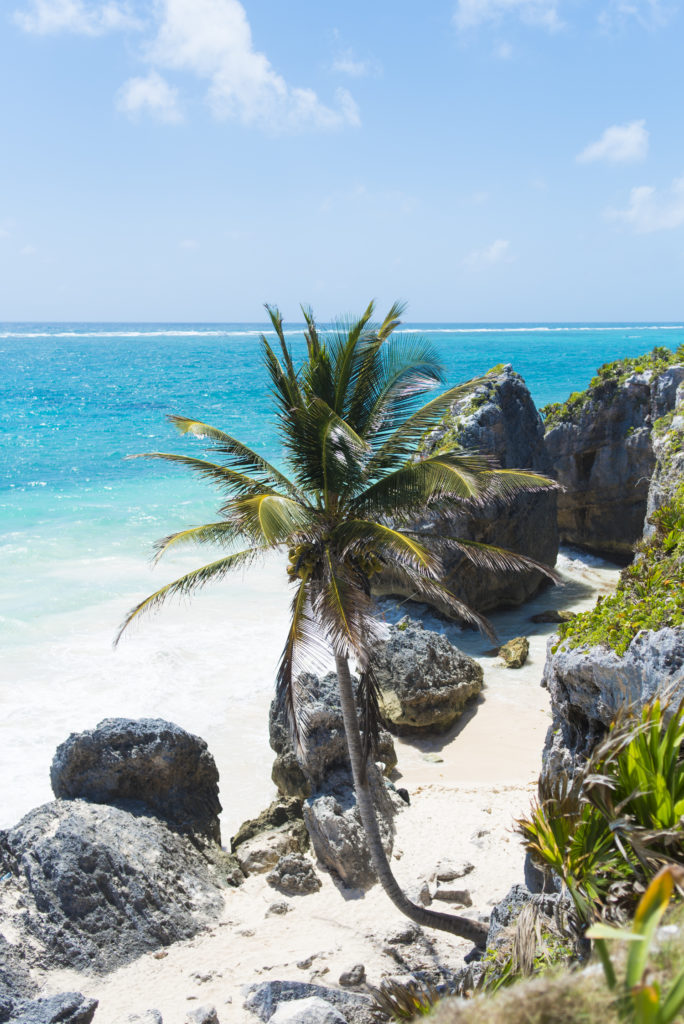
555 484 684 656
541 345 684 427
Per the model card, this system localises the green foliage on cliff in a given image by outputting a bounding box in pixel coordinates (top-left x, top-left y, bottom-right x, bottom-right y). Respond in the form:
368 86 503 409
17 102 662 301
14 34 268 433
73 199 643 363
541 344 684 428
555 484 684 656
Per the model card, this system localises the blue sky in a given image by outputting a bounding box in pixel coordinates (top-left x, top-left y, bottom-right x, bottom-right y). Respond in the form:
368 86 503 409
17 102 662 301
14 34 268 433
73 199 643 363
1 0 683 321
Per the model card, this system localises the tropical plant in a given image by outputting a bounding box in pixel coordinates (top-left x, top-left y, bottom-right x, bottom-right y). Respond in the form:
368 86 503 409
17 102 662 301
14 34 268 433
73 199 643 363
587 864 684 1024
117 300 557 940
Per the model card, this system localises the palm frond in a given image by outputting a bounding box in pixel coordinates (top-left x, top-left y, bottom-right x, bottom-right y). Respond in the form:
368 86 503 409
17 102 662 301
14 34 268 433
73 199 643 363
481 469 560 502
153 522 244 563
332 518 439 574
221 493 316 546
168 415 300 496
407 533 561 582
115 546 263 645
356 660 382 766
387 564 498 641
127 452 280 497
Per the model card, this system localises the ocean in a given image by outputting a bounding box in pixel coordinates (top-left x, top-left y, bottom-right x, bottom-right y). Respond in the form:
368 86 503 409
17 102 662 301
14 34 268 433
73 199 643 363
1 321 682 833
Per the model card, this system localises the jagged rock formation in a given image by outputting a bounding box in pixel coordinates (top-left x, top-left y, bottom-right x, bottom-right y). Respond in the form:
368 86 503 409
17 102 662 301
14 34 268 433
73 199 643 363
243 980 378 1024
51 718 222 843
374 619 483 734
230 797 309 876
269 672 397 799
645 380 684 538
540 362 684 559
3 992 98 1024
541 627 684 780
374 365 559 614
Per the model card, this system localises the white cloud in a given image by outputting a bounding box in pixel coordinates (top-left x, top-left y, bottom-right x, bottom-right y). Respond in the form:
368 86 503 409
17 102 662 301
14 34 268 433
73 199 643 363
463 239 511 267
608 175 684 232
117 71 182 123
454 0 563 32
598 0 673 30
15 0 141 35
147 0 360 131
577 120 649 164
331 49 380 78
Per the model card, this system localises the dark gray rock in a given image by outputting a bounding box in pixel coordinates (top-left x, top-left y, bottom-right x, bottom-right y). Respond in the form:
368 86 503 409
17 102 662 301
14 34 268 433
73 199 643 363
303 768 395 890
0 799 226 973
269 674 397 799
541 628 684 780
6 992 98 1024
51 718 222 843
376 365 558 614
0 934 37 1022
373 619 483 734
540 365 684 559
645 383 684 538
339 965 365 988
267 854 321 896
243 981 378 1024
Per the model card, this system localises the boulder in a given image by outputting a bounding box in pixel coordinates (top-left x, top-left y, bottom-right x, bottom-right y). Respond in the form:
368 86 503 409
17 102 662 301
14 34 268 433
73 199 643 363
5 992 98 1024
270 998 346 1024
499 637 529 669
373 619 483 734
0 933 36 1021
541 627 684 780
338 965 366 988
51 718 222 843
540 364 684 560
118 1014 163 1024
303 768 396 890
375 365 558 614
267 854 321 896
185 1009 219 1024
231 798 309 876
269 673 397 799
0 799 227 974
243 981 376 1024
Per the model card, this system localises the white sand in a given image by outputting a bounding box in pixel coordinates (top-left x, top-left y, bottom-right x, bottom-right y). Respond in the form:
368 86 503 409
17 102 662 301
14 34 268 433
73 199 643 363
36 550 620 1024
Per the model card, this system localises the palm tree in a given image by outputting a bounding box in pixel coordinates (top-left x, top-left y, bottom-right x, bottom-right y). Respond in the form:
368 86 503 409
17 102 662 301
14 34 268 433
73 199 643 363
117 301 557 944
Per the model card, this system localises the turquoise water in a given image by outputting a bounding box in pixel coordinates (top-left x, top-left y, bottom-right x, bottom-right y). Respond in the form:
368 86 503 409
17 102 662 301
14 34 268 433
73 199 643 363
1 321 682 830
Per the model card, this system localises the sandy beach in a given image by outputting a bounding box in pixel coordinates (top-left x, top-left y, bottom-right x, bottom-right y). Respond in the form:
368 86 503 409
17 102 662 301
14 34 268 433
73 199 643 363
33 550 620 1024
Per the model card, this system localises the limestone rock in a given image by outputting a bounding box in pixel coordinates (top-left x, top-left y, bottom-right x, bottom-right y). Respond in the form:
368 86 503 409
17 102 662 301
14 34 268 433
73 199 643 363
339 965 366 988
119 1014 163 1024
499 636 529 669
5 992 98 1024
269 673 397 799
645 383 684 538
267 854 321 896
540 364 684 559
0 799 226 973
235 831 303 876
270 997 346 1024
373 619 483 734
541 627 684 780
51 718 222 843
185 1009 219 1024
303 768 395 890
0 933 37 1020
231 798 308 876
433 887 472 906
243 981 376 1024
376 364 558 614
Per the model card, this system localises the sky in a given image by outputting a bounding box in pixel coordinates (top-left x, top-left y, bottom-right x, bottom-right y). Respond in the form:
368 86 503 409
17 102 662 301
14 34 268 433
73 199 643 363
1 0 683 322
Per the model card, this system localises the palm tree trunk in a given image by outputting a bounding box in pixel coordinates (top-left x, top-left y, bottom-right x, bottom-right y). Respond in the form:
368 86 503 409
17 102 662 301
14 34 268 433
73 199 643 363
334 652 488 945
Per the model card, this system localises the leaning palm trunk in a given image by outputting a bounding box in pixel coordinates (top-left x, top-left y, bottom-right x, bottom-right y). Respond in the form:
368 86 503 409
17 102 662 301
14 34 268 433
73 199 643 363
334 653 488 945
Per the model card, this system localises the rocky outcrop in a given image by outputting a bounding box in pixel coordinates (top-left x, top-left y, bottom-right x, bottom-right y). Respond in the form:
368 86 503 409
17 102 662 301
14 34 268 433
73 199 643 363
541 627 684 779
269 673 397 799
0 799 229 973
540 364 684 559
243 980 378 1024
51 718 222 843
4 992 98 1024
303 767 398 890
231 797 309 876
373 619 483 734
374 365 558 615
267 853 321 896
645 381 684 538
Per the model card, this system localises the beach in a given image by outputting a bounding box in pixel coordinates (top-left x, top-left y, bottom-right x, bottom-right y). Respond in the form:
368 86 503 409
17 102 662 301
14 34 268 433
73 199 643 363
31 548 620 1024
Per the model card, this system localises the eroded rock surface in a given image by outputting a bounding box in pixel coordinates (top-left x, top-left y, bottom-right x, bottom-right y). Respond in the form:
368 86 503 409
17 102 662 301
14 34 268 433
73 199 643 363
51 718 222 843
374 619 483 734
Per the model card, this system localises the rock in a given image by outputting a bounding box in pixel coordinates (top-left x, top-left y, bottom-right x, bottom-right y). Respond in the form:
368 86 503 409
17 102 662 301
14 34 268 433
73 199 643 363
645 383 684 538
119 1014 163 1024
231 798 309 876
487 883 568 949
540 364 684 559
432 861 474 883
270 997 346 1024
269 674 397 799
185 1009 219 1024
267 854 321 896
373 619 483 734
266 902 292 917
499 636 529 669
432 887 472 906
376 364 559 614
243 981 376 1024
541 628 684 779
338 965 365 988
51 718 222 843
421 753 443 763
6 992 98 1024
303 768 395 889
0 933 37 1021
0 799 226 973
530 610 576 624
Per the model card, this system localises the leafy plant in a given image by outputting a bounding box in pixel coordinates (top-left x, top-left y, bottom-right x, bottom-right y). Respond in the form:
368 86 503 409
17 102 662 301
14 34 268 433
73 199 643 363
369 977 442 1020
587 865 684 1023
